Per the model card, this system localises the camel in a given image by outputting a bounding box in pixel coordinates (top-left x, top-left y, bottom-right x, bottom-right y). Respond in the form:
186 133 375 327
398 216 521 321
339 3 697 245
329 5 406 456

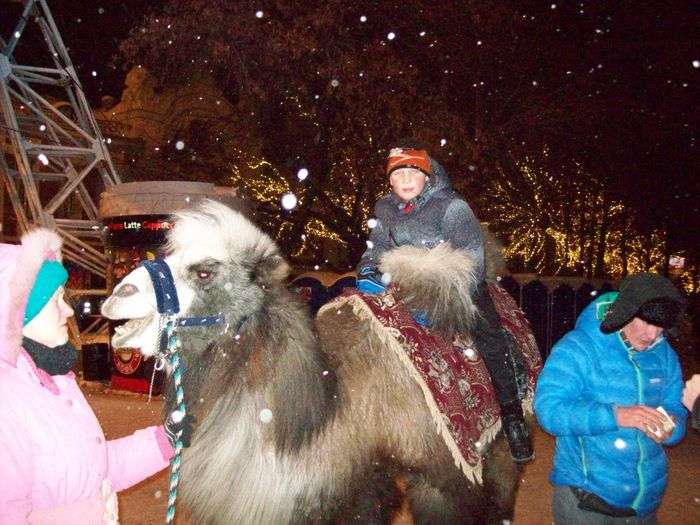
101 200 533 524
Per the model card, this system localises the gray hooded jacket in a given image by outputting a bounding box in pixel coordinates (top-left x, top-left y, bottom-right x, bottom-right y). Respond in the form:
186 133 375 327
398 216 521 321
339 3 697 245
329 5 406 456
357 158 485 285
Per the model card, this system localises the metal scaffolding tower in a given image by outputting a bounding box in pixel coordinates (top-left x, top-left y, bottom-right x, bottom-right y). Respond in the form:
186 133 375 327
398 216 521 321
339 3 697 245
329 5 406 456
1 0 121 345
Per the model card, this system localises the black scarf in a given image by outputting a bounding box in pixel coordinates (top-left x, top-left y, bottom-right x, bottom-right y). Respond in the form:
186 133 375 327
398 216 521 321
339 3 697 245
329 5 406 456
22 337 78 376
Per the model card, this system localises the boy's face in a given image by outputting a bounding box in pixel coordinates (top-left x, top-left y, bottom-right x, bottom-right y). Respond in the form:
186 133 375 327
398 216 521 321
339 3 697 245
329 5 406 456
389 167 427 202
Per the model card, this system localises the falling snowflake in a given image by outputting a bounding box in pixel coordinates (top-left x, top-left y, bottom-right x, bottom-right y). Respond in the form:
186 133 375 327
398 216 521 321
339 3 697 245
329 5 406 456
367 218 378 229
39 124 46 131
366 240 374 249
281 192 298 210
381 273 392 286
314 264 320 270
255 10 264 18
614 438 627 449
440 138 447 147
360 15 367 23
175 140 185 150
91 71 97 77
330 79 340 87
387 32 396 40
38 153 49 166
297 168 309 180
259 408 273 423
170 409 185 423
693 60 700 69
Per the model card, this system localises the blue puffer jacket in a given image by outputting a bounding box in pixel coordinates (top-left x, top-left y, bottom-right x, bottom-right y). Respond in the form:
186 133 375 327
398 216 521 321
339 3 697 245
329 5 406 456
534 293 686 516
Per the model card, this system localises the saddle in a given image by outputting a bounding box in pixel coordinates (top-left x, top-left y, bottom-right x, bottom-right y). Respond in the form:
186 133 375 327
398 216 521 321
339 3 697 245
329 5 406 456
320 282 541 484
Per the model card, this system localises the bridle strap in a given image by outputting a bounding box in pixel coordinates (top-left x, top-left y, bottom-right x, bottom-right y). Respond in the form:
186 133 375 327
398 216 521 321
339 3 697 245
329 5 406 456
141 259 180 315
176 315 226 327
140 259 227 339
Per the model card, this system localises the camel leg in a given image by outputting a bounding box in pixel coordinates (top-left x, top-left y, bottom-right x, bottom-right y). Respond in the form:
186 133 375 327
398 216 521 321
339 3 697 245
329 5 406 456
481 434 521 524
404 473 465 525
337 462 402 524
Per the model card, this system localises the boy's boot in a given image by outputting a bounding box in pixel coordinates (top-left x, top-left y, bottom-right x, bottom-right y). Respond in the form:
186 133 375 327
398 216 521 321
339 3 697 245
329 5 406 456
500 401 534 463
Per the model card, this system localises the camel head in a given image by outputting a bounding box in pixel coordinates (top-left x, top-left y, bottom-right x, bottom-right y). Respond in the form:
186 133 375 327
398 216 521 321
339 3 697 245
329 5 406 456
101 200 289 357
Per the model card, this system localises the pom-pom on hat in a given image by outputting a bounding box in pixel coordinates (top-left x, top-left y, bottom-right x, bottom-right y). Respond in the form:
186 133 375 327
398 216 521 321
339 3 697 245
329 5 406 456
600 272 685 333
386 148 432 177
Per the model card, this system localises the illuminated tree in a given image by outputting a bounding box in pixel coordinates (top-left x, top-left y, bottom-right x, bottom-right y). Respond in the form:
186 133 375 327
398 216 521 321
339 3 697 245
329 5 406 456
486 151 674 279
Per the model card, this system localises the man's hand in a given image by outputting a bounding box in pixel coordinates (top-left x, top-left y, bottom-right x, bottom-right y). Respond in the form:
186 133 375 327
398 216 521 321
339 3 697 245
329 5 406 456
682 374 700 412
615 405 673 443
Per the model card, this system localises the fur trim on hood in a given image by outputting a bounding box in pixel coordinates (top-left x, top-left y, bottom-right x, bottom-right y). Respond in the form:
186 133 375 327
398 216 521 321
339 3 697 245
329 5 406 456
0 229 63 366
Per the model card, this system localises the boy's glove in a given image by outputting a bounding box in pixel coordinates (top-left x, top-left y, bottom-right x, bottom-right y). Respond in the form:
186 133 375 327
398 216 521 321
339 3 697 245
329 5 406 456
164 410 196 448
356 266 386 295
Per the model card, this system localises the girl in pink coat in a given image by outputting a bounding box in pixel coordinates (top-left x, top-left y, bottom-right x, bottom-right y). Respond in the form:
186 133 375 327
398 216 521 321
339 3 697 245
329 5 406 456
0 229 188 524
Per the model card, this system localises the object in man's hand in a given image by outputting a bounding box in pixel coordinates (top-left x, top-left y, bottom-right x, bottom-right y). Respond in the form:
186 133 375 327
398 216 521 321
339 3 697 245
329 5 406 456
650 406 675 438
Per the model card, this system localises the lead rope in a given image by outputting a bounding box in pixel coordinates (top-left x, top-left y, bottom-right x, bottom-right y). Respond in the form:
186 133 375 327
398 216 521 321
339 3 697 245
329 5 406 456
161 317 186 525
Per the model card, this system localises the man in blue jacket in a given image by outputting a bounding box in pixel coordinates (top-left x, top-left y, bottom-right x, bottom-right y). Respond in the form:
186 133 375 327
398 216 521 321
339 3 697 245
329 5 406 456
535 273 687 524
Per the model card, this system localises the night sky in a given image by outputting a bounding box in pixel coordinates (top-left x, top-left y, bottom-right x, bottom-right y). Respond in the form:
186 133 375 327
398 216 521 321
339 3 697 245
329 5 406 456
1 0 698 263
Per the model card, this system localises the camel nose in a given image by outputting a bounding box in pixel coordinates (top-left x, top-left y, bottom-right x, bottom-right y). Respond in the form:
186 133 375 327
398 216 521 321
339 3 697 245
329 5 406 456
113 283 139 298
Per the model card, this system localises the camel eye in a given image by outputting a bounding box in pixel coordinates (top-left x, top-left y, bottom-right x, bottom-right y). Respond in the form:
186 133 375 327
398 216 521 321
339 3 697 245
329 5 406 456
188 260 220 284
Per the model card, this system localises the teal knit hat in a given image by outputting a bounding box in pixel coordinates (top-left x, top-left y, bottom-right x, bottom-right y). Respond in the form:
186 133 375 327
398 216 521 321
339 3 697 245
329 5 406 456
23 260 69 325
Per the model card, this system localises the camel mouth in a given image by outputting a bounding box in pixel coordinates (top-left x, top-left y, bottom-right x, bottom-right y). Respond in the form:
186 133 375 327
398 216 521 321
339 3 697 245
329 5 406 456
111 315 156 351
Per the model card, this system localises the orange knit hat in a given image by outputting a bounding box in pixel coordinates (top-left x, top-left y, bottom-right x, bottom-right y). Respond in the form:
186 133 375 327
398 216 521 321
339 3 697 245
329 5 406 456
386 148 432 177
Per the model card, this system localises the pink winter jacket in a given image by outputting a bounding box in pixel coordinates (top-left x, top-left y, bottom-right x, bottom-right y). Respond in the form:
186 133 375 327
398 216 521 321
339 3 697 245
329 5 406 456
0 352 173 524
0 230 173 524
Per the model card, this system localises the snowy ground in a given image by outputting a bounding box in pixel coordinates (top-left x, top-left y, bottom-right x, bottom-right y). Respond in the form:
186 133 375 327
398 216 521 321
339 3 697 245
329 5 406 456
84 383 700 525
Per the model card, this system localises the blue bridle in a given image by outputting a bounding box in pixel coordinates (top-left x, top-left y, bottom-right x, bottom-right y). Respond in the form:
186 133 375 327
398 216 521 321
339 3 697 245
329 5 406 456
139 258 227 524
141 259 226 328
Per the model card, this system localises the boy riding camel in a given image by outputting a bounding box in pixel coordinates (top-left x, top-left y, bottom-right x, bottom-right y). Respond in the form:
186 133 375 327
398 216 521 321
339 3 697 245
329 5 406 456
357 142 533 463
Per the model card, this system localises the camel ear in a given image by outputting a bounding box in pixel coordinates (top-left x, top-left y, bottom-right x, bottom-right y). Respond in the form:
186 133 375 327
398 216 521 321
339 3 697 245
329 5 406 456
254 253 290 287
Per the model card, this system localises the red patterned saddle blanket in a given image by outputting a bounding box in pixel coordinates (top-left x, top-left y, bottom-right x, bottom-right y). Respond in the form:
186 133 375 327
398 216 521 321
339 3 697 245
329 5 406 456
320 282 542 483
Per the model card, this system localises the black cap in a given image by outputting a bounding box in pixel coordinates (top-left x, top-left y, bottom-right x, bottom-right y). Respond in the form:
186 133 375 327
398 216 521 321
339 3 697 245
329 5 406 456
600 273 685 333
